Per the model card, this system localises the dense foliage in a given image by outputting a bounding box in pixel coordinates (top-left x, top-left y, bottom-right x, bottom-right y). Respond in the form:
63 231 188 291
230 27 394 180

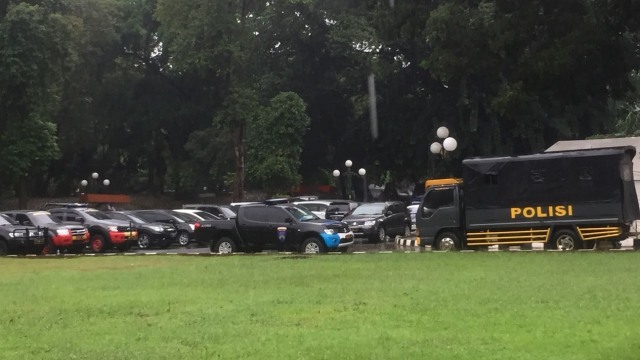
0 0 638 202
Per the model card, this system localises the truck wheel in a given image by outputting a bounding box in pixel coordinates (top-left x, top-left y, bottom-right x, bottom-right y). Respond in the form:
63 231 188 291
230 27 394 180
213 237 237 254
90 234 107 253
434 231 460 251
301 237 326 254
138 233 151 249
550 229 581 251
177 231 190 247
0 240 7 255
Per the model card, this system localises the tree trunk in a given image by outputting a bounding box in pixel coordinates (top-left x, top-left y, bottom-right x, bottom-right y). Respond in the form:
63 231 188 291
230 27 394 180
16 176 28 209
232 123 245 202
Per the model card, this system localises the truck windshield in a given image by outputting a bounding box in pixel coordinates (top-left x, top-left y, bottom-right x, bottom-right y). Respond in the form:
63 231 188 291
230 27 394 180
285 206 319 222
0 214 14 225
82 209 112 220
350 203 386 215
29 212 62 225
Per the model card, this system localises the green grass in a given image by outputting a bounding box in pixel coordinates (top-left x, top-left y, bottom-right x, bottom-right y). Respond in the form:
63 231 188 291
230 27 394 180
1 252 640 359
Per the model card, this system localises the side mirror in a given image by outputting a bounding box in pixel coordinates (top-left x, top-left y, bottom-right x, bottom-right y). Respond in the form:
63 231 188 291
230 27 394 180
385 210 393 216
285 217 294 224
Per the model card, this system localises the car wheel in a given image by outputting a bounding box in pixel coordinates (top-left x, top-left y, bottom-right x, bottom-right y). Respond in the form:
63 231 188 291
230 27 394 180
138 233 151 249
403 224 411 237
212 237 237 254
90 234 107 253
377 226 387 243
301 237 326 254
177 231 190 247
550 229 581 251
0 240 8 255
434 231 461 251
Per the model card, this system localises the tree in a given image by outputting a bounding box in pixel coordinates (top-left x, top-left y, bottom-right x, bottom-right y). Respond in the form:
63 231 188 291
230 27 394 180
0 2 81 206
246 92 311 196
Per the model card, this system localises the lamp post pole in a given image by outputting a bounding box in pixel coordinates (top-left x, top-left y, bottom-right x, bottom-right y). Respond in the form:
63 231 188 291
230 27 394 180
344 160 353 200
358 168 367 202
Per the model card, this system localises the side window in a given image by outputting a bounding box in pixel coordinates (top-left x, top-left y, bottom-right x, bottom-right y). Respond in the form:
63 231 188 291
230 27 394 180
15 214 31 225
317 204 328 212
265 208 290 223
422 188 454 218
50 211 64 222
243 207 265 222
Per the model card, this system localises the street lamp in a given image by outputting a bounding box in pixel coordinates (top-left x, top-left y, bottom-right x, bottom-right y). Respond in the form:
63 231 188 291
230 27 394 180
80 172 110 193
333 160 367 201
430 126 457 158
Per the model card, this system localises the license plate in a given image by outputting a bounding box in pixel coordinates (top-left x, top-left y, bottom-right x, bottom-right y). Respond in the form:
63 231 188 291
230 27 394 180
124 232 136 238
73 235 85 241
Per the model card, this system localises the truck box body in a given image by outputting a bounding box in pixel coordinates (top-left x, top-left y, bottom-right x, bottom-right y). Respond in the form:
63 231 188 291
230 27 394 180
416 146 640 249
463 147 640 229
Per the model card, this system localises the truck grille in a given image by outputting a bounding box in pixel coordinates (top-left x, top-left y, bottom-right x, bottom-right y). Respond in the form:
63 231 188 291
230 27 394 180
70 228 86 236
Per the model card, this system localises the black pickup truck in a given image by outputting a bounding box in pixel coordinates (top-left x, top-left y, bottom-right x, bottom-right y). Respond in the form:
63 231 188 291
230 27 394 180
209 203 354 254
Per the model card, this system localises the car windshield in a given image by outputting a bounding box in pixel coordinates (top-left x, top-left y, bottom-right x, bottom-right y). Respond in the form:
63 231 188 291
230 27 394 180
82 209 112 220
285 206 319 222
0 214 14 225
327 204 350 213
30 212 62 225
350 203 386 215
122 213 146 224
170 211 196 222
220 207 236 218
193 211 219 220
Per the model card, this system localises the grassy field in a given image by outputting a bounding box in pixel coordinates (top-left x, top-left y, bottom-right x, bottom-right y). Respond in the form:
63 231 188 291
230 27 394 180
1 252 639 359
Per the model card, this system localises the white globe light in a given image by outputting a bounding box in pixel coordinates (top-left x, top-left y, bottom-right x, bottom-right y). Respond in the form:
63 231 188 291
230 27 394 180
333 170 341 177
436 126 449 139
430 142 442 154
91 172 99 179
358 168 366 176
103 179 110 186
443 137 458 152
345 160 353 168
80 180 88 187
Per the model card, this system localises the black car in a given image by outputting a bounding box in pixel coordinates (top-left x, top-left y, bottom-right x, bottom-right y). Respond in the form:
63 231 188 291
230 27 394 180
341 201 411 243
0 214 47 255
2 210 89 254
107 211 177 249
131 210 197 247
324 200 359 221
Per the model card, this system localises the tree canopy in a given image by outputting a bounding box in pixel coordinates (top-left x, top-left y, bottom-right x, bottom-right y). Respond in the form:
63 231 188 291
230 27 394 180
0 0 638 203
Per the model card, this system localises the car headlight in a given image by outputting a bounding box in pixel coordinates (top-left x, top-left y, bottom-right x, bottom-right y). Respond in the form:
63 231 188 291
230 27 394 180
56 229 71 236
9 231 26 238
108 226 118 232
189 224 195 231
364 220 376 226
150 226 163 232
323 229 335 235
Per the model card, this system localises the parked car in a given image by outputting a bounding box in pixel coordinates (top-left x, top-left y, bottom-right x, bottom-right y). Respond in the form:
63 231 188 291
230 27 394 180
181 204 237 219
107 211 177 249
131 210 198 247
208 203 354 254
48 207 137 253
324 200 359 221
0 214 47 255
292 200 334 219
2 210 89 254
342 201 411 243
